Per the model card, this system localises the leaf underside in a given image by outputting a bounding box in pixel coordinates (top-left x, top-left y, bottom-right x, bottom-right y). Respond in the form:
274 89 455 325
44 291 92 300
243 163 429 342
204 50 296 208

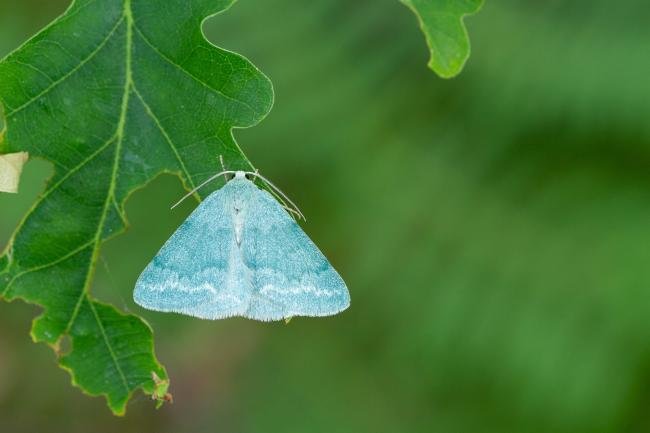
0 0 272 415
400 0 483 78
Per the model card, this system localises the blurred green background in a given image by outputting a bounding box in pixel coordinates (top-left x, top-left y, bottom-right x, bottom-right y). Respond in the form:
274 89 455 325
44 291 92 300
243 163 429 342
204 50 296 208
2 0 650 432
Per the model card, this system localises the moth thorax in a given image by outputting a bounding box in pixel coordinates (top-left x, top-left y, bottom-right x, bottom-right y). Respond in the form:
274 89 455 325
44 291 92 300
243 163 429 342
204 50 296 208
233 203 245 245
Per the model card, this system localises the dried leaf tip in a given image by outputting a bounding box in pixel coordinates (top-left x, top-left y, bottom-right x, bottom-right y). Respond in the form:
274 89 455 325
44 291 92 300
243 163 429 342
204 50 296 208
151 371 173 408
0 152 29 193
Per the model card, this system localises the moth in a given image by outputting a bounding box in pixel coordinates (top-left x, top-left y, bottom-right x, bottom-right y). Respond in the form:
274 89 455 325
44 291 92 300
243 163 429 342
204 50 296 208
134 170 350 321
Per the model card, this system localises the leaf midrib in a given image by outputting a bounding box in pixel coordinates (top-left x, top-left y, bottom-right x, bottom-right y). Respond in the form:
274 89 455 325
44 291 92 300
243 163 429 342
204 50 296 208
64 0 135 398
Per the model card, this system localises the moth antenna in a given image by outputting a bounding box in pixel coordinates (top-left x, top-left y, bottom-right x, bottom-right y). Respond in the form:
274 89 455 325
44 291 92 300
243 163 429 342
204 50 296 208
282 205 303 220
245 170 286 206
171 170 236 210
246 172 306 221
260 181 299 221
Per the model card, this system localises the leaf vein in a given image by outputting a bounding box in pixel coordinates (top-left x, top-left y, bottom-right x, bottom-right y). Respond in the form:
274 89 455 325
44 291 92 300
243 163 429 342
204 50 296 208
6 16 125 118
0 240 95 298
88 299 130 394
0 135 117 268
131 84 198 192
132 25 260 119
7 59 55 83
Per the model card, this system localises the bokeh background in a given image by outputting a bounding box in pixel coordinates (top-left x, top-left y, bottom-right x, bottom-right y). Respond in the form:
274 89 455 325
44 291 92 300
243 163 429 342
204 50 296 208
2 0 650 432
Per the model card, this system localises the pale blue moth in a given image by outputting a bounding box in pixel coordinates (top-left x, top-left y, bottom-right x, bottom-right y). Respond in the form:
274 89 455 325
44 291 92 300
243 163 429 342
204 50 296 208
134 170 350 321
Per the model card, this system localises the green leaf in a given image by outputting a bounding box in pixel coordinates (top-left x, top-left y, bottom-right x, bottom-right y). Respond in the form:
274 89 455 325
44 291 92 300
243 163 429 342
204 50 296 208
0 0 272 415
400 0 483 78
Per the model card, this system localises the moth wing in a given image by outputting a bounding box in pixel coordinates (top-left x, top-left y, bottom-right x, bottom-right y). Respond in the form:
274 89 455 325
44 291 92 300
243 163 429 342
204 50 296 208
241 185 350 320
133 184 247 319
